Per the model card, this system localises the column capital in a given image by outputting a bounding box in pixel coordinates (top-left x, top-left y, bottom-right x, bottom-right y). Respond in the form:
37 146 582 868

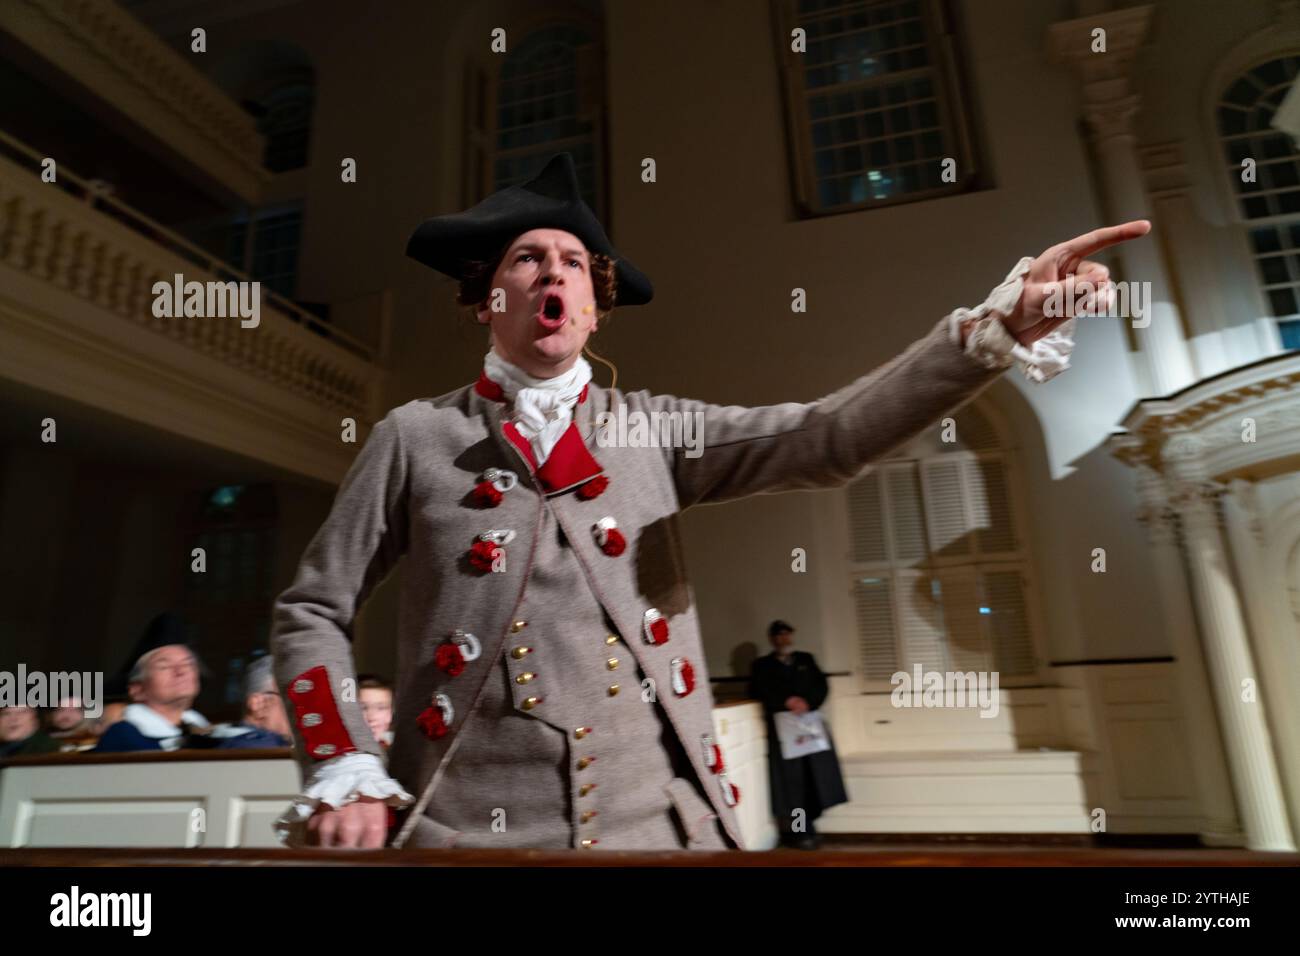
1048 4 1155 142
1132 463 1179 546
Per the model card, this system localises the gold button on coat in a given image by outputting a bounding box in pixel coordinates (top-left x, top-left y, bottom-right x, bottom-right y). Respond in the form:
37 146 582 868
515 672 536 684
511 646 532 659
607 684 620 696
521 696 542 710
511 620 527 633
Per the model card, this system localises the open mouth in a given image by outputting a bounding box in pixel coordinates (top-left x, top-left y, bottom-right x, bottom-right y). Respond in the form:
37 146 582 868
537 292 567 330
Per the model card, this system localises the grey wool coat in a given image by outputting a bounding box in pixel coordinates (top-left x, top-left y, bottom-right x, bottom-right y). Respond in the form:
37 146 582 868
270 309 1008 851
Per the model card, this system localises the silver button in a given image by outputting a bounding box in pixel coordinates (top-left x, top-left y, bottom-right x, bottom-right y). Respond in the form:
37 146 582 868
313 743 336 757
293 679 314 694
301 713 322 727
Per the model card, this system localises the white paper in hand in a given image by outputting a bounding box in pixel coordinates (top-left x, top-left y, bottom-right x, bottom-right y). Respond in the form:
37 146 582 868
774 710 831 760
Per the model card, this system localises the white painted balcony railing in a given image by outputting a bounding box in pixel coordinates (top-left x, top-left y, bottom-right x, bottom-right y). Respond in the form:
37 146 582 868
0 129 387 482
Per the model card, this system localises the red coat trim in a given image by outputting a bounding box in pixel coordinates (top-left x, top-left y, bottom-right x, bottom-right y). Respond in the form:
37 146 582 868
502 420 603 493
576 474 609 499
286 665 357 760
474 371 504 402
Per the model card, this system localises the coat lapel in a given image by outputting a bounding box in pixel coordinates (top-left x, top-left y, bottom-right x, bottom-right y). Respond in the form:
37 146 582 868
477 375 604 496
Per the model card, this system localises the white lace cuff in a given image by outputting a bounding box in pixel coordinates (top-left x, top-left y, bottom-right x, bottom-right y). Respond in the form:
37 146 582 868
272 752 415 844
946 256 1075 384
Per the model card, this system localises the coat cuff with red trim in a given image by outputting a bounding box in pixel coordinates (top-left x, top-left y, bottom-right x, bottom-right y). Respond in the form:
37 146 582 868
285 665 358 760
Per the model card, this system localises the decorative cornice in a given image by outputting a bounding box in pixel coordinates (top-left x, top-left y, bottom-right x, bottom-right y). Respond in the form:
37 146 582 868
0 0 268 202
1106 351 1300 478
1047 4 1155 142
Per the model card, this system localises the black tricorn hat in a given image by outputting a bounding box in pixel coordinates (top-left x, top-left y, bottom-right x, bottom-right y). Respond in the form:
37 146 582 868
405 152 653 306
104 611 211 700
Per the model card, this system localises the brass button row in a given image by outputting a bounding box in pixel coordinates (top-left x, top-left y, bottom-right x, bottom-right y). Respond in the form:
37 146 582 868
513 620 532 711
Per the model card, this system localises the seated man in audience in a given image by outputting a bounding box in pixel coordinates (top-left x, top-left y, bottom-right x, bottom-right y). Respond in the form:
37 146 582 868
207 656 292 748
94 643 210 752
0 706 63 758
357 674 394 752
45 696 101 751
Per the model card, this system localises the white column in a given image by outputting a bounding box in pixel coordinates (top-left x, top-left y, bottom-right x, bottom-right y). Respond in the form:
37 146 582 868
1049 6 1197 396
1165 434 1295 850
1221 479 1300 839
1130 462 1242 845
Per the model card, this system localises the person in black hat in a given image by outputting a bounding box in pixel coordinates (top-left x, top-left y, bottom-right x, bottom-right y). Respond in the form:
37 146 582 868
94 612 213 752
749 620 848 849
270 151 1152 849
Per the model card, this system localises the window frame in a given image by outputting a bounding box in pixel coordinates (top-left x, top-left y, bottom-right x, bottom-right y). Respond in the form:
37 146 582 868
845 404 1047 693
773 0 986 217
1213 53 1300 349
461 11 610 224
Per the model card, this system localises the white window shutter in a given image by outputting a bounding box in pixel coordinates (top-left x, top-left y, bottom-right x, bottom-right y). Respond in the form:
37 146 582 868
971 458 1016 554
919 456 973 557
854 575 897 681
847 469 887 563
895 570 947 673
937 567 987 673
982 570 1035 675
883 462 926 562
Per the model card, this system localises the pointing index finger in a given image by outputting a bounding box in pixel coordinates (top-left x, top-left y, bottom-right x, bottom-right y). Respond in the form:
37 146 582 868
1063 220 1151 259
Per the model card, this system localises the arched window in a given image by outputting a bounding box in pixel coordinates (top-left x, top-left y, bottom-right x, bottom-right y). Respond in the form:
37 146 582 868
467 22 604 217
846 404 1038 690
254 81 315 173
1216 54 1300 350
775 0 985 215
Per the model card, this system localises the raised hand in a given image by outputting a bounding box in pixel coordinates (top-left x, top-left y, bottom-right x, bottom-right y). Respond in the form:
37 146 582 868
1002 219 1151 346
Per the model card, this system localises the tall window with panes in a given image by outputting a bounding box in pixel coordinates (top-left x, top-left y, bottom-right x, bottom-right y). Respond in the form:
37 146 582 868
776 0 982 214
463 22 605 218
846 404 1038 690
1217 55 1300 350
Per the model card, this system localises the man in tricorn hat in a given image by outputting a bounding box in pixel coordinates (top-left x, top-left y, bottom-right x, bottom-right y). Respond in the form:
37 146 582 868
270 152 1149 849
95 612 212 753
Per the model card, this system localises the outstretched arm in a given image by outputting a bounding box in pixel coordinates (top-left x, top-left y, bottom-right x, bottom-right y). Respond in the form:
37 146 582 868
647 222 1149 509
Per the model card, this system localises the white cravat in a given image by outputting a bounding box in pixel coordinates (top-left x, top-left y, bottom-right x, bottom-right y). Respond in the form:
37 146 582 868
483 349 592 466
